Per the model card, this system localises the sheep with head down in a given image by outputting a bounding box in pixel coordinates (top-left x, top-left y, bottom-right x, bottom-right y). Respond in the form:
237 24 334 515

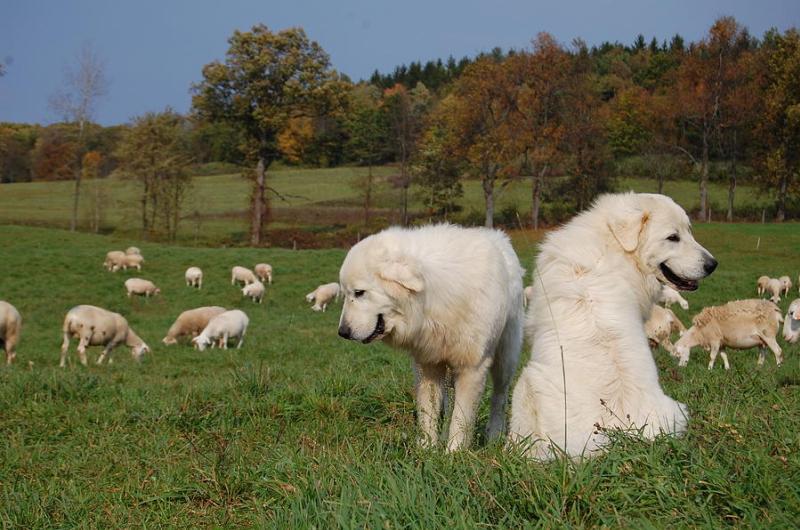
60 305 149 367
0 301 22 365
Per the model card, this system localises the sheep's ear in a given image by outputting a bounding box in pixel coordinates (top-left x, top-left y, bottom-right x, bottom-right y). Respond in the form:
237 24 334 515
608 209 649 252
379 260 424 293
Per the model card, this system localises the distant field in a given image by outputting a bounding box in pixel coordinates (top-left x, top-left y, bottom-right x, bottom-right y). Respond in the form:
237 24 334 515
0 224 798 527
0 167 776 246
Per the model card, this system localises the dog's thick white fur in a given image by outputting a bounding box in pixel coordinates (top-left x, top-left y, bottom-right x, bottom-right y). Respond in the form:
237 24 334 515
338 224 525 451
509 193 717 460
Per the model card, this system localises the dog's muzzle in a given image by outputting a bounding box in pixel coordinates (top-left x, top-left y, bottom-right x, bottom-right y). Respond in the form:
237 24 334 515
659 263 699 291
361 314 385 344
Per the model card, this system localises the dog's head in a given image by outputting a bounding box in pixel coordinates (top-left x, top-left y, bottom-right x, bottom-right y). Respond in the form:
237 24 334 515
605 193 717 291
337 231 423 344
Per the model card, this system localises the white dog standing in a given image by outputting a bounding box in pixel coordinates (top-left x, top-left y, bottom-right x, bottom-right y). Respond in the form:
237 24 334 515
509 193 717 460
337 224 525 451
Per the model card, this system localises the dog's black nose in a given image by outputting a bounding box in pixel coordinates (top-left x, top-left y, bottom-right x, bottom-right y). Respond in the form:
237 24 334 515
338 324 352 340
704 256 718 275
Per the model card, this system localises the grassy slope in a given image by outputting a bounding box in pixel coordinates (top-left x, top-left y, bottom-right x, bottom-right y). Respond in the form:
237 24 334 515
0 168 773 246
0 224 799 527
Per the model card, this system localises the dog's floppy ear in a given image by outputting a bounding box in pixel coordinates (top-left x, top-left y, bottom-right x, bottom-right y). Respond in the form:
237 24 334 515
379 260 424 293
608 208 649 252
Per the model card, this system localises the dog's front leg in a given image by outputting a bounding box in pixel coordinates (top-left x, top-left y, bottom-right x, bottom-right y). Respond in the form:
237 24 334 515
447 358 491 451
415 361 447 448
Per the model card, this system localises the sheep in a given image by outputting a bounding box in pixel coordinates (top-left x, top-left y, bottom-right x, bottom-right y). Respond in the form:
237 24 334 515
125 246 141 256
124 278 161 298
305 282 340 312
191 309 249 351
523 285 534 308
658 284 689 310
185 266 203 289
231 266 257 286
783 299 800 344
0 301 22 365
60 305 149 367
766 278 783 304
104 250 126 272
779 275 793 297
254 263 273 284
242 280 265 304
162 306 226 345
122 253 144 271
645 305 686 357
756 275 770 296
674 299 783 370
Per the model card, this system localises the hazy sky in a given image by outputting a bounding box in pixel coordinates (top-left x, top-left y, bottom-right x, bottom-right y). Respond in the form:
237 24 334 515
1 0 798 125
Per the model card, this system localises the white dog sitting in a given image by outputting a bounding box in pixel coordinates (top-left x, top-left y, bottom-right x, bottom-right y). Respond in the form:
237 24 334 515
337 224 525 451
509 193 717 460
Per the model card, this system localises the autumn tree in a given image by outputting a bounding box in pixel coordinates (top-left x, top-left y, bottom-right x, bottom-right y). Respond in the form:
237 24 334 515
673 17 750 221
30 125 77 181
192 25 346 244
345 84 391 226
49 43 109 231
448 57 518 228
508 33 571 228
382 82 431 225
412 95 464 219
754 28 800 221
116 110 192 240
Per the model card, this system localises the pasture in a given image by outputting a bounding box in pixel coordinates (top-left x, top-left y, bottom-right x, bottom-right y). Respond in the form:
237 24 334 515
0 166 773 247
1 223 799 527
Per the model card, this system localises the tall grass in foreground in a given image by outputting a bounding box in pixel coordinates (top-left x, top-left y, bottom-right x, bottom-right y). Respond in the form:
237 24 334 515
0 224 798 527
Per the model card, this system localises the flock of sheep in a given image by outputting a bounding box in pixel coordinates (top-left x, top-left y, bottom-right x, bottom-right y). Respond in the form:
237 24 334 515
0 246 342 366
641 276 800 370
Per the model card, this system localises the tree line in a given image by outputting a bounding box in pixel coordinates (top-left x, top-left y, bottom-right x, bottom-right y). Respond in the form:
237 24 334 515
1 16 798 243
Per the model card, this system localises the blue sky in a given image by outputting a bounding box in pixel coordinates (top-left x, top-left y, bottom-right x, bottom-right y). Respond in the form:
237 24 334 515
1 0 798 126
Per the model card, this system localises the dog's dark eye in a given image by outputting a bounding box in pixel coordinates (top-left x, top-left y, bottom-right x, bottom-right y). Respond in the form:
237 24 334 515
667 234 680 242
354 290 365 298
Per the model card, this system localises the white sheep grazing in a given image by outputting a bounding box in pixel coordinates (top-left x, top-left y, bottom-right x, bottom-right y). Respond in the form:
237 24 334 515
674 299 783 370
60 305 149 367
104 250 126 272
756 275 770 295
305 282 340 312
231 266 257 286
242 280 265 304
162 306 226 345
125 278 161 298
645 305 686 357
523 285 534 308
783 299 800 344
659 284 690 310
0 301 22 365
192 309 249 351
766 278 783 304
778 276 793 297
125 246 141 256
185 267 203 289
122 253 144 271
254 263 273 284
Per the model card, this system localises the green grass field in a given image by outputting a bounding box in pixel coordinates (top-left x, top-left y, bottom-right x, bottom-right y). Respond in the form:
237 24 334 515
0 167 774 247
1 223 799 527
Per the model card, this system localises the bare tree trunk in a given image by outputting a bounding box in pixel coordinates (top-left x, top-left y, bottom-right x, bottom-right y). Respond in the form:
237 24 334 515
776 169 788 222
531 166 547 230
483 174 495 229
364 165 372 227
726 131 737 223
250 157 267 245
400 162 410 226
698 128 709 221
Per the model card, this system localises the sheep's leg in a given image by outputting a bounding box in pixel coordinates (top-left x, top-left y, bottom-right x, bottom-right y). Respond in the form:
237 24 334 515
708 345 720 370
660 338 677 357
322 302 327 313
719 350 730 370
77 336 90 367
757 349 766 366
236 334 244 349
763 336 783 366
222 332 229 350
198 278 202 289
96 342 114 365
60 332 71 368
